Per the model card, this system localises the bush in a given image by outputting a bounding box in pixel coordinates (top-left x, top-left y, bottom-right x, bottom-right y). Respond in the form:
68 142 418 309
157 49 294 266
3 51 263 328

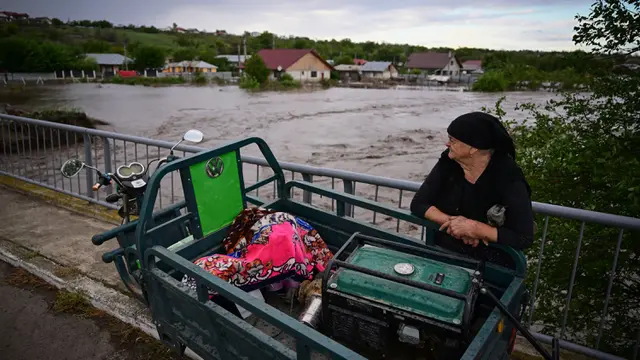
277 73 300 89
191 72 208 85
243 55 270 85
320 78 337 88
471 71 509 92
238 75 260 90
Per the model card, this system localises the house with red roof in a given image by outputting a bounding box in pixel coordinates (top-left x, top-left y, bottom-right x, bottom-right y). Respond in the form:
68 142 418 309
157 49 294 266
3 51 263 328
406 51 463 76
256 49 334 82
353 58 367 66
462 60 484 74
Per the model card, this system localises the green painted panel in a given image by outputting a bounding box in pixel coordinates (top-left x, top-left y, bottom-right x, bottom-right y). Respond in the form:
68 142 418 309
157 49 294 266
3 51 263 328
189 151 244 237
329 245 472 325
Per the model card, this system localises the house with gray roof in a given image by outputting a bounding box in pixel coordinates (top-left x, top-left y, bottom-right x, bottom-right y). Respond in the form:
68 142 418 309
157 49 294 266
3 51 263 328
85 53 133 75
334 64 361 82
163 60 218 73
216 55 251 65
360 61 398 80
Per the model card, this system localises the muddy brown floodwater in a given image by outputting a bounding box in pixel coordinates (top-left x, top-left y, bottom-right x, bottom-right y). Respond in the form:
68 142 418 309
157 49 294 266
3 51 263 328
1 84 558 180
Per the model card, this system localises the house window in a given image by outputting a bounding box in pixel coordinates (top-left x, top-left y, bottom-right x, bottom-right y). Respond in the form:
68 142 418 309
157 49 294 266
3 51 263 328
311 71 317 78
450 60 454 65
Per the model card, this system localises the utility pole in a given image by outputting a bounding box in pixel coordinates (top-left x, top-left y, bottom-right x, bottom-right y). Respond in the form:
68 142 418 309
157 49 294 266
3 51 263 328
243 35 247 59
123 39 128 70
272 34 275 49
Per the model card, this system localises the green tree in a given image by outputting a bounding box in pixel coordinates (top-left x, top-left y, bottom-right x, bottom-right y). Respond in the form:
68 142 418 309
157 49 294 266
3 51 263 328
173 47 198 61
334 55 354 65
243 54 270 84
132 45 166 70
209 57 231 72
484 1 640 357
81 39 112 53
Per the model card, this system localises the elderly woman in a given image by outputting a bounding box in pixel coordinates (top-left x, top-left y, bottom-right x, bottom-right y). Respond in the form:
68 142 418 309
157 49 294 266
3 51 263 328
410 111 534 267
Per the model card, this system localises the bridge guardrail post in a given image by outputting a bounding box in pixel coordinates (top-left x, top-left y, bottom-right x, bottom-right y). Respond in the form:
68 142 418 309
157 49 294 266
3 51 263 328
83 134 94 198
102 137 112 193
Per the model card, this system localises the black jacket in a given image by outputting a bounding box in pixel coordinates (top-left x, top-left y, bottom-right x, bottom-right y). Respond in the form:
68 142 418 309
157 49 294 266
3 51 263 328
410 149 534 265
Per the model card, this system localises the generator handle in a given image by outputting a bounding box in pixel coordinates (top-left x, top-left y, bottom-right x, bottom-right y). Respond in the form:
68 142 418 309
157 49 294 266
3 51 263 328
480 287 556 360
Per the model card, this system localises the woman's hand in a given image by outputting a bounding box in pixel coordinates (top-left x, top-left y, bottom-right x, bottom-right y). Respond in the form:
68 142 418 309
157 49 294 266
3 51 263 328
440 216 485 247
440 216 476 237
461 236 480 247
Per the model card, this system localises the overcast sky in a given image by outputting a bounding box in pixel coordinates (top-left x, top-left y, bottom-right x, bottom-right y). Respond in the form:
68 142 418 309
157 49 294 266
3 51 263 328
4 0 593 51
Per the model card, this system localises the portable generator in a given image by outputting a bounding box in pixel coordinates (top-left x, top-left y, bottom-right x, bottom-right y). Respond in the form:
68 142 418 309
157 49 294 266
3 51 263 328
319 232 484 359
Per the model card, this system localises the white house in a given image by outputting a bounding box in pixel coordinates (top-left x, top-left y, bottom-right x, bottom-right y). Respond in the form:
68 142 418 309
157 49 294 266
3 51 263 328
256 49 334 82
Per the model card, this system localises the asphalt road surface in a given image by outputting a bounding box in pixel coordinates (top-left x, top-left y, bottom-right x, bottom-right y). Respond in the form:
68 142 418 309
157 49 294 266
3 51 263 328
0 261 178 360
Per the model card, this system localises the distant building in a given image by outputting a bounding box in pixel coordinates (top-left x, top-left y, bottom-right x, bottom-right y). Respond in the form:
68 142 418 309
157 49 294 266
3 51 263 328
360 61 398 80
32 17 51 25
406 51 462 76
163 60 217 73
334 64 361 82
85 53 133 75
462 60 483 74
217 55 251 66
256 49 333 82
353 58 367 66
0 11 29 22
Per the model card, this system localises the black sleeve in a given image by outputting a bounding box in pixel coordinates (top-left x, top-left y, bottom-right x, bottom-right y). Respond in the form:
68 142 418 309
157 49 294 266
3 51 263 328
496 181 534 250
410 161 444 218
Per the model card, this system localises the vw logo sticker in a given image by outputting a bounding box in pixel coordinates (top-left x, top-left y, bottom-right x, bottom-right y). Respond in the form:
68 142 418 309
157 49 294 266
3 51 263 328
205 157 224 178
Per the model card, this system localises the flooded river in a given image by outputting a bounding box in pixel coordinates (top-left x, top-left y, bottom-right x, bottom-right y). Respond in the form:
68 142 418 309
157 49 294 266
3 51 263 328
1 84 556 182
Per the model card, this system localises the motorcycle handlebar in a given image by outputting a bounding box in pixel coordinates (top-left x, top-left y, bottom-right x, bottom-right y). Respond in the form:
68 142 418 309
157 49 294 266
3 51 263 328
102 248 125 263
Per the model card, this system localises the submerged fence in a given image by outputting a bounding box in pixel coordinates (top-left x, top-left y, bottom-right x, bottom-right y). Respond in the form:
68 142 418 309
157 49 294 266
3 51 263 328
0 113 638 360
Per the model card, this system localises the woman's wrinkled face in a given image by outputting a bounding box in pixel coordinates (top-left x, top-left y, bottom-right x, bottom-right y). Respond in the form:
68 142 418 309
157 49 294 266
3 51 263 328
446 135 474 161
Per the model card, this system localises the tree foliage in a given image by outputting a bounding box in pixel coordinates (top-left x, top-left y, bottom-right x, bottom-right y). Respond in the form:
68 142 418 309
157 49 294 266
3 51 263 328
131 45 166 71
483 1 640 357
243 55 270 85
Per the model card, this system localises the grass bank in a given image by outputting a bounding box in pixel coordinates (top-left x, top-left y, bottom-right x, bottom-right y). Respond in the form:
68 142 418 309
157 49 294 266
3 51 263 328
2 105 109 151
102 75 186 86
102 73 230 87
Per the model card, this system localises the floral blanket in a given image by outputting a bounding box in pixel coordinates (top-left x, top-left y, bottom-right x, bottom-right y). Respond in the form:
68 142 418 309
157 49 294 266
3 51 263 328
181 208 333 291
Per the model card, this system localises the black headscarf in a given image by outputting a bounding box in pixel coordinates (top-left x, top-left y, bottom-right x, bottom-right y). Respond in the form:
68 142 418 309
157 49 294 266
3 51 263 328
446 111 516 160
438 111 531 198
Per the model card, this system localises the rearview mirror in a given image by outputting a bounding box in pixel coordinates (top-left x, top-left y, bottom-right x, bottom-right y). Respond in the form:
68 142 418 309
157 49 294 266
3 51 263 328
60 159 85 178
183 129 204 144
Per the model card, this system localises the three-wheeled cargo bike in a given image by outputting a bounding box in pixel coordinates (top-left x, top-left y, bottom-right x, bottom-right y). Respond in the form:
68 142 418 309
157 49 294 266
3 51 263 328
64 137 559 360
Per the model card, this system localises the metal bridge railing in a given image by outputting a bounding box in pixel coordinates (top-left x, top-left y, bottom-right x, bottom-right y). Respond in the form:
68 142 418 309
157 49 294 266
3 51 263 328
0 113 638 360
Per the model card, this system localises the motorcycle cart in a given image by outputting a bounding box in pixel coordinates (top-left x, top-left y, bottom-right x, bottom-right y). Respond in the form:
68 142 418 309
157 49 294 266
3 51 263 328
86 137 558 360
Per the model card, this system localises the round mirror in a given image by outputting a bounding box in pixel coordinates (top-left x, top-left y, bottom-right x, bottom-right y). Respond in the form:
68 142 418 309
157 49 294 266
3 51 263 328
60 159 85 178
183 129 204 144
